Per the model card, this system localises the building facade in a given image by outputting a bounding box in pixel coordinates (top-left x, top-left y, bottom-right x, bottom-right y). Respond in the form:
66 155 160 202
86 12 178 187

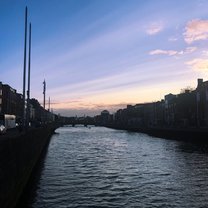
0 82 23 117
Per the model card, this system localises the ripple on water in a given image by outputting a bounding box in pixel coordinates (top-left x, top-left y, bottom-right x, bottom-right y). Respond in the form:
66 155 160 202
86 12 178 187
21 126 208 208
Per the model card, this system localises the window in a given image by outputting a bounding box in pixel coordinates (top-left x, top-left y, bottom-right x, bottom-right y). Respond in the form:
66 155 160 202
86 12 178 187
0 98 2 104
0 89 2 95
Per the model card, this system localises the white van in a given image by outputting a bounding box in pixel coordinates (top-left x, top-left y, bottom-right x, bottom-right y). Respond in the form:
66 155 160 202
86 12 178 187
0 114 16 130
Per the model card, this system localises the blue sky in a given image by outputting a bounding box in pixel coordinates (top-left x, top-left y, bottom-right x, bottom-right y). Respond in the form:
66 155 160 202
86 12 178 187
1 0 208 116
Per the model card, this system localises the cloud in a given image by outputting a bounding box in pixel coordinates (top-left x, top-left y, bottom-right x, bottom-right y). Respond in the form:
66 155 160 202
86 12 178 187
185 47 197 53
146 22 164 35
202 50 208 56
184 19 208 44
168 37 178 42
51 100 82 105
53 108 100 117
53 102 131 116
186 58 208 71
149 49 179 56
149 47 197 56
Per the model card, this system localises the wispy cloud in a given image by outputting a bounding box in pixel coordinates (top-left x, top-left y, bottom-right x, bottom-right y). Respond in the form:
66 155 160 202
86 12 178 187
186 58 208 71
149 49 179 56
184 19 208 44
145 22 164 35
47 62 191 109
202 50 208 56
168 37 178 42
53 101 129 110
149 47 197 56
31 16 146 80
53 102 131 116
185 47 198 53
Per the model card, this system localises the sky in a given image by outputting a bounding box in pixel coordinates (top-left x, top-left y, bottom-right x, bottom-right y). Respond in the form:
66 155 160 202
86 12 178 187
1 0 208 116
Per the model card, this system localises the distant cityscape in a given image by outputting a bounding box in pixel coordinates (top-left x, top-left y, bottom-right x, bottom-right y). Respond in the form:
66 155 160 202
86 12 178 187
95 78 208 129
1 78 208 130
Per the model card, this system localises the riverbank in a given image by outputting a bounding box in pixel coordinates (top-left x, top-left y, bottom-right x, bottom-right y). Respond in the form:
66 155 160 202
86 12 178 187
106 124 208 142
0 124 59 208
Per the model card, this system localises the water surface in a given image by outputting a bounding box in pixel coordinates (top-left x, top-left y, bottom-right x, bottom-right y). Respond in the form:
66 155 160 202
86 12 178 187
19 126 208 208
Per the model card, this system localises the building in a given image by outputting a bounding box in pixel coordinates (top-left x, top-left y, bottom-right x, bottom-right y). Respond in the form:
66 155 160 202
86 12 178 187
164 93 176 126
100 110 110 125
0 82 2 114
0 82 23 117
196 78 208 126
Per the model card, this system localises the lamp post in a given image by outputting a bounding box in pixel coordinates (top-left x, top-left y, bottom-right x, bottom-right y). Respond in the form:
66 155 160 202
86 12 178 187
22 7 27 130
48 96 50 111
43 80 46 109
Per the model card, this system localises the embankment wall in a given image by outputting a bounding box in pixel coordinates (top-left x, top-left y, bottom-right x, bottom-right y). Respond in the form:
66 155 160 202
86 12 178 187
107 125 208 142
0 125 57 208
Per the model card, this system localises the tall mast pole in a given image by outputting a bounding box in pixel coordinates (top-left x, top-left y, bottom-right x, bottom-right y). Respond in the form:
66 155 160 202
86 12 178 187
43 80 46 109
22 6 28 130
26 23 32 129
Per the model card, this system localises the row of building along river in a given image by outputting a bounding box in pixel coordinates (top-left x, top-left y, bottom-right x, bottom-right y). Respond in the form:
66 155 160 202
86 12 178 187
16 126 208 208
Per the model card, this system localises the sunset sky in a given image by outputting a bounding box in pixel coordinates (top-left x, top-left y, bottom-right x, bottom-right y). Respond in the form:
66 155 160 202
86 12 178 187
1 0 208 116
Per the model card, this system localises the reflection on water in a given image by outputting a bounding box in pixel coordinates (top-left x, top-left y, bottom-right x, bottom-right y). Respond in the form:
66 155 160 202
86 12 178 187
17 126 208 208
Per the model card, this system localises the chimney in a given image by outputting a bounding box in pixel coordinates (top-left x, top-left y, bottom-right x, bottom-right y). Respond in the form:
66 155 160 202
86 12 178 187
197 78 203 88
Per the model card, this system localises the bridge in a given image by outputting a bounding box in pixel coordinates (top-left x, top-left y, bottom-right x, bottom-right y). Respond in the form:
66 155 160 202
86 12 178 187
62 116 96 127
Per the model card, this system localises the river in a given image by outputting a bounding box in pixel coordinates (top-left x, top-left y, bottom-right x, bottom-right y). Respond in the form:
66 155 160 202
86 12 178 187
17 126 208 208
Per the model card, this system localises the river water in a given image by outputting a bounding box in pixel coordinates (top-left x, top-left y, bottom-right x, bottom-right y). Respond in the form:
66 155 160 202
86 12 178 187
18 126 208 208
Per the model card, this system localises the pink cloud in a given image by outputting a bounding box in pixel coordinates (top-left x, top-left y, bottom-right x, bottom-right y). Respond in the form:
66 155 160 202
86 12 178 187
146 22 164 35
186 58 208 71
184 19 208 44
53 102 131 116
